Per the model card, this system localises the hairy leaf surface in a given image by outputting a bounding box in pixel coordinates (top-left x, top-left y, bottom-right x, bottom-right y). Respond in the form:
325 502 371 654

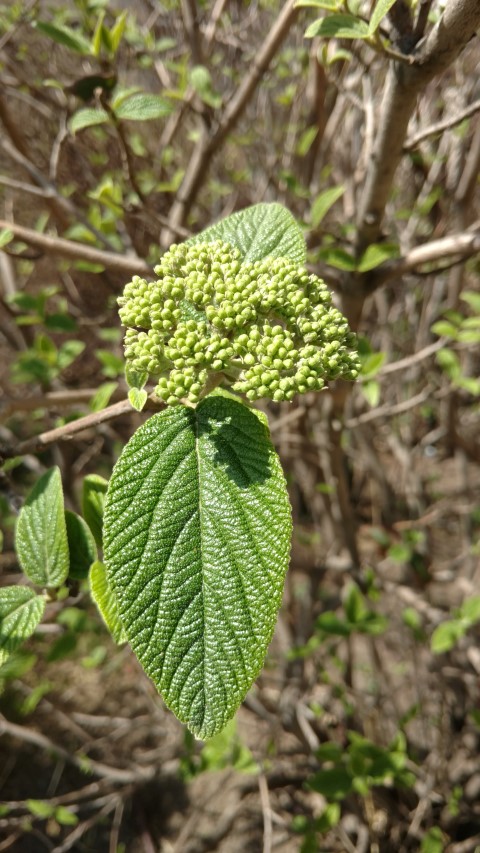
188 203 306 265
16 467 69 588
0 586 46 666
103 396 291 738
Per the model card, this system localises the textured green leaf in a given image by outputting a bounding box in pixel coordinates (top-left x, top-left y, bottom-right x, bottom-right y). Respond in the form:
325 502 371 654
65 510 97 580
188 203 306 265
82 474 108 547
69 108 109 134
103 396 291 739
16 468 69 588
368 0 398 34
90 561 127 644
114 93 172 121
0 587 46 665
305 14 370 39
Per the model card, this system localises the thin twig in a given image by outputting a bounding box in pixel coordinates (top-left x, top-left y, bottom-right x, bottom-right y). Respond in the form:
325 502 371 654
345 386 432 428
404 97 480 150
1 399 132 458
1 388 123 419
0 715 156 785
258 774 273 853
379 339 443 375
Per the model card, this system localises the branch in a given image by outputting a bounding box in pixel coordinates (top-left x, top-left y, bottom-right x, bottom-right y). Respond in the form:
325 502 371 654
371 229 480 288
1 388 124 418
0 714 155 784
1 396 165 459
1 399 132 459
164 0 298 240
404 97 480 150
356 0 480 251
0 219 154 277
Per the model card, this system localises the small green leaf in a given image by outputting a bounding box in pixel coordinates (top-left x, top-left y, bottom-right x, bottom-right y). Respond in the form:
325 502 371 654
55 806 78 826
69 108 109 134
431 320 459 339
190 65 222 108
296 126 318 156
316 612 351 636
128 388 148 412
305 14 370 39
461 291 480 313
82 474 108 547
89 381 118 412
188 203 306 265
357 242 399 272
114 93 172 121
89 561 127 644
110 11 128 54
65 510 97 580
0 228 13 248
311 186 344 227
0 587 46 665
34 21 91 54
308 767 353 799
103 396 292 739
295 0 339 8
368 0 398 34
125 365 148 391
91 11 106 57
26 800 55 819
16 468 69 588
360 351 385 377
361 380 380 407
431 620 464 654
317 247 356 270
460 596 480 625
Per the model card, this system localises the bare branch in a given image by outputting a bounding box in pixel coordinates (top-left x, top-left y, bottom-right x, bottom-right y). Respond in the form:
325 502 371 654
356 0 480 251
1 400 132 459
373 229 480 287
164 0 298 241
404 98 480 150
0 219 154 277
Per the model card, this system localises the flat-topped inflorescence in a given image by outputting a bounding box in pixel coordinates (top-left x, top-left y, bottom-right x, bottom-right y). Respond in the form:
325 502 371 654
118 240 360 405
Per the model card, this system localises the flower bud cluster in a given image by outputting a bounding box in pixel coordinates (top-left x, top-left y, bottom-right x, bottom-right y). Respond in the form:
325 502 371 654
118 240 359 405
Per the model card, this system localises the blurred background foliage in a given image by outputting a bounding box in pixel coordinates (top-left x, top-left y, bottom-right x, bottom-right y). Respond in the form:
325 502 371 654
0 0 479 850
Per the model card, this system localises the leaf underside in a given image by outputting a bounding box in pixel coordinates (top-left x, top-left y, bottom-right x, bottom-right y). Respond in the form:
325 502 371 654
103 396 291 739
188 202 306 265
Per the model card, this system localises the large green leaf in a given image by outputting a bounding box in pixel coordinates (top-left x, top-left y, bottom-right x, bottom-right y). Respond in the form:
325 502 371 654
103 396 291 739
16 468 69 588
188 203 306 265
0 587 46 666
